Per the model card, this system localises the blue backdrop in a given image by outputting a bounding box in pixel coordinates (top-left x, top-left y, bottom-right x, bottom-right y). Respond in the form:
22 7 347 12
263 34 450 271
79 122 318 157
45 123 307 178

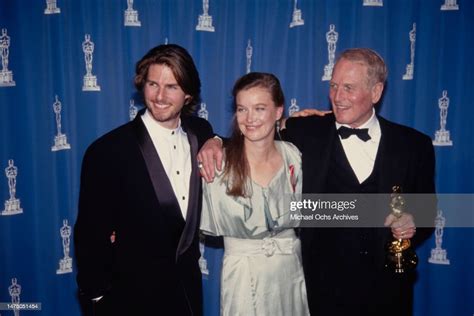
1 0 473 315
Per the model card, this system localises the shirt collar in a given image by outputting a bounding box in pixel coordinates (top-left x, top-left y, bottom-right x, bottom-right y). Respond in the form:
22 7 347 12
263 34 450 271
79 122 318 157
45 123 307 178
335 108 380 142
141 109 186 139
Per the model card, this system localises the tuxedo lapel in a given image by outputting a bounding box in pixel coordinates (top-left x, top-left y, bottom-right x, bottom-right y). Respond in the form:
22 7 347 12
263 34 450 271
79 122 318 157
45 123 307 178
313 116 338 192
376 117 407 193
300 116 337 249
176 124 199 258
132 115 185 227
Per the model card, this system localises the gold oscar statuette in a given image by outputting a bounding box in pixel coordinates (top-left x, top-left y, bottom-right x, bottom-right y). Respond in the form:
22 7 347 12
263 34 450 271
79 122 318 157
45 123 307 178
385 186 418 273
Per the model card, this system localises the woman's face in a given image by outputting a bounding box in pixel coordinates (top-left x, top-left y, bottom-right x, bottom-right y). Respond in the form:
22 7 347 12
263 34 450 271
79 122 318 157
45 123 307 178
235 86 283 144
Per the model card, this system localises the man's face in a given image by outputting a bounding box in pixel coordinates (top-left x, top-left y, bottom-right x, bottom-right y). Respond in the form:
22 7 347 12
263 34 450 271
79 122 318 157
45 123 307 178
143 64 191 129
329 58 383 128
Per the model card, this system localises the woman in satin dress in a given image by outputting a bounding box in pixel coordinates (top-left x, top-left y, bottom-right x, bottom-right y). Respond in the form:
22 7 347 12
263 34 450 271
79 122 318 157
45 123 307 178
200 72 310 316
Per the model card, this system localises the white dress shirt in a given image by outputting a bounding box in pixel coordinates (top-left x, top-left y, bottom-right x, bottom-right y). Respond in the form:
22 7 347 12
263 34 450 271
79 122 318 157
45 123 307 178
142 110 191 219
335 109 381 184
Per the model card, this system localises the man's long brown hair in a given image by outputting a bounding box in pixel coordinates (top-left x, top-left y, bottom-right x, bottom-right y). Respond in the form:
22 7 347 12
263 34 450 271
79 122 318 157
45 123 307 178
134 44 201 115
223 72 285 197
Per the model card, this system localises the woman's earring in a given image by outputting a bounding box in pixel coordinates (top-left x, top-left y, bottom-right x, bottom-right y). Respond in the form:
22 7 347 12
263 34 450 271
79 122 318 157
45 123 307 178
276 120 282 140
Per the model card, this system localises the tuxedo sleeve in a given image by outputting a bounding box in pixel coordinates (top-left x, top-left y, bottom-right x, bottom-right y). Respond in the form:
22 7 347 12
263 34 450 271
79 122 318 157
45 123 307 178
411 134 436 248
74 143 116 300
414 135 436 193
280 117 306 151
186 116 214 148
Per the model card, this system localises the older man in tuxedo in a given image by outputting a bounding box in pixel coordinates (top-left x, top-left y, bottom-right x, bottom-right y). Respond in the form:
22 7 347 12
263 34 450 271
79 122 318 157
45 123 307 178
281 48 435 316
198 48 435 316
74 44 213 316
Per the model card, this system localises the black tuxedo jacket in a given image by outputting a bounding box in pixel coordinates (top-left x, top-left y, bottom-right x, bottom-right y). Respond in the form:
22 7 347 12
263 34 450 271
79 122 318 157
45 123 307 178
74 111 213 316
284 114 436 316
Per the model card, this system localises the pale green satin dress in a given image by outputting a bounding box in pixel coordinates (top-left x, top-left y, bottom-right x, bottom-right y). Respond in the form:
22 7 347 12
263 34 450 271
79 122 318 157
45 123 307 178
201 141 310 316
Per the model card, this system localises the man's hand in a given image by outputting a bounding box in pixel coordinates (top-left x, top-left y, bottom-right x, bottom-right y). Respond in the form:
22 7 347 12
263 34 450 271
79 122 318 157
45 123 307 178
291 108 332 117
197 137 224 183
384 213 416 240
280 109 331 129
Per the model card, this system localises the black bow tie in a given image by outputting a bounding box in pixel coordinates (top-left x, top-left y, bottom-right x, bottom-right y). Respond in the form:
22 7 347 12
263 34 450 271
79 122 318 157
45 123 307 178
337 126 371 142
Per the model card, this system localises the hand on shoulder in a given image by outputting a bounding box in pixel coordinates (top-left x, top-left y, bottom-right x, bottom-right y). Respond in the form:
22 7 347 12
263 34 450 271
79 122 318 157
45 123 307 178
291 108 332 118
280 108 331 130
